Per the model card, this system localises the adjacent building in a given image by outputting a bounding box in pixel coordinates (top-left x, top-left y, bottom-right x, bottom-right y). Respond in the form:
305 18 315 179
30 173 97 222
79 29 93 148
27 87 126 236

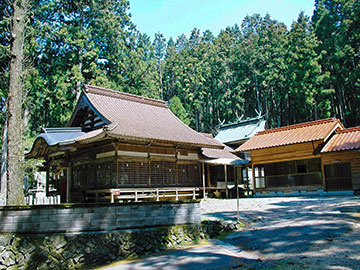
215 115 267 150
235 118 360 194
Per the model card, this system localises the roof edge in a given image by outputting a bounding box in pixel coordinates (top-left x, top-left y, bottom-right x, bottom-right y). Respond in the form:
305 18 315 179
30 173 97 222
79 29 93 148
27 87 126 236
106 131 224 149
84 84 168 108
256 117 341 136
235 138 323 153
337 126 360 134
217 115 266 129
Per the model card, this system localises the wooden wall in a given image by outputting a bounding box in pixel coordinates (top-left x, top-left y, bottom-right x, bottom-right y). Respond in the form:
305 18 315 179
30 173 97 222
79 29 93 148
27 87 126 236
68 141 201 190
322 150 360 190
250 141 322 165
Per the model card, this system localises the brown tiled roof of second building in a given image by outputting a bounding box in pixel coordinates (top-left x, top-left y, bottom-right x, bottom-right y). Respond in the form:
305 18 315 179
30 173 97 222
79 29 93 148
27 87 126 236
321 126 360 153
235 118 343 152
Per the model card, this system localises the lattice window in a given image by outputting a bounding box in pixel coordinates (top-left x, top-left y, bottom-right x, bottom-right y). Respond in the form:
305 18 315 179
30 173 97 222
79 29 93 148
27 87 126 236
187 164 200 186
178 164 188 186
134 162 148 186
73 165 89 190
72 167 80 190
118 161 134 186
150 161 176 186
163 161 176 186
150 161 163 186
96 162 116 188
118 161 148 186
178 163 200 186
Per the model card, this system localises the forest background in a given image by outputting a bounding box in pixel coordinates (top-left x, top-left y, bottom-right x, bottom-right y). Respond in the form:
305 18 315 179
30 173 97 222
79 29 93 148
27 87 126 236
0 0 359 145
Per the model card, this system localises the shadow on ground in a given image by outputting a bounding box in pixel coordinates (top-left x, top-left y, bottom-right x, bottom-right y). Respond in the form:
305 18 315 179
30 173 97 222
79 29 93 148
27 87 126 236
202 197 360 269
98 197 360 269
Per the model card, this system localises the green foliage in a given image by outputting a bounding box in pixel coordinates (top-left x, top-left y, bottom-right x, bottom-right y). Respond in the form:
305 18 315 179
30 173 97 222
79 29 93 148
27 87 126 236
169 96 190 126
313 0 360 127
1 0 359 142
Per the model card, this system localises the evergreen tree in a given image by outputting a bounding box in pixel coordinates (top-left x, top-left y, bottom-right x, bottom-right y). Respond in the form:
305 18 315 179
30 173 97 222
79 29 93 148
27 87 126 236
153 32 166 99
313 0 360 127
169 96 190 126
285 12 333 124
6 0 29 205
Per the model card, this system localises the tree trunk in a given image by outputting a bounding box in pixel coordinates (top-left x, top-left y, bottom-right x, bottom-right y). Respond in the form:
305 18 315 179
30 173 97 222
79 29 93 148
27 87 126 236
0 116 8 206
6 0 27 205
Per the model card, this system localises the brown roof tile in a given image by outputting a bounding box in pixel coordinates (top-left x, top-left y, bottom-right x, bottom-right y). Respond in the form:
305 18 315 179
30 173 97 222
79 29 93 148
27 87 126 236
321 126 360 153
200 133 242 160
235 118 343 152
82 85 222 148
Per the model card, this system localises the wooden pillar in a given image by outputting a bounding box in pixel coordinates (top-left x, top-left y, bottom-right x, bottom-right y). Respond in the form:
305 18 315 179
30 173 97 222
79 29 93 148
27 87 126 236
236 166 240 222
233 166 236 184
175 146 179 186
66 162 72 203
321 158 326 191
113 143 119 186
45 162 50 196
252 163 256 192
207 164 211 187
202 162 206 199
148 144 151 186
92 159 96 188
224 164 228 199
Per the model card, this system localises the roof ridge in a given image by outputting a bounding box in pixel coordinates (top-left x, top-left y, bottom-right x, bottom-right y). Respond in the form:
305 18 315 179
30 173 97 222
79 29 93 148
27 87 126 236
219 115 265 129
84 84 168 108
256 117 339 135
42 127 82 133
337 126 360 134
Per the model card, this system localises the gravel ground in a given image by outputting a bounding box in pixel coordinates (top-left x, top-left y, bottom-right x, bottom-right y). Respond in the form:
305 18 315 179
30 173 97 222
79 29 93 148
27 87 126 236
99 196 360 270
201 196 360 270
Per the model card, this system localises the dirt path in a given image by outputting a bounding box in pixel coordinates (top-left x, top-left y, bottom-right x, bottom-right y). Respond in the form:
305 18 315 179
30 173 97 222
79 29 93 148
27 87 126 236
202 197 360 269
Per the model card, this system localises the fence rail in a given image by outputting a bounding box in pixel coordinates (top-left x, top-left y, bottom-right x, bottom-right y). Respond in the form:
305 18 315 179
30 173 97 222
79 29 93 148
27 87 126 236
85 187 199 203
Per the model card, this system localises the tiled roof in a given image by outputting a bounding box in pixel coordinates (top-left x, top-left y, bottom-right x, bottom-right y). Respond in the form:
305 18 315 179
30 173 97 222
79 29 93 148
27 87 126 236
215 116 266 144
81 85 222 148
200 133 242 160
26 128 85 159
235 118 343 152
321 127 360 153
39 128 85 146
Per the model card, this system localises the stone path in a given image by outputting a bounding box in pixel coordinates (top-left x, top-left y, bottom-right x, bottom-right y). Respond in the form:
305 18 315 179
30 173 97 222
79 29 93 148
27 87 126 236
97 196 360 270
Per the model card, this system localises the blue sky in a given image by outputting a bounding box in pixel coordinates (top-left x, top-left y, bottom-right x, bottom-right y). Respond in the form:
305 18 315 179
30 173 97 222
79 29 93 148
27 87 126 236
129 0 316 40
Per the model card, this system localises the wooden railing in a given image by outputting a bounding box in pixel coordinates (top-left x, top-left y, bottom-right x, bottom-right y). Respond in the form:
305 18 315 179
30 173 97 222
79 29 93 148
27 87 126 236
85 187 199 203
